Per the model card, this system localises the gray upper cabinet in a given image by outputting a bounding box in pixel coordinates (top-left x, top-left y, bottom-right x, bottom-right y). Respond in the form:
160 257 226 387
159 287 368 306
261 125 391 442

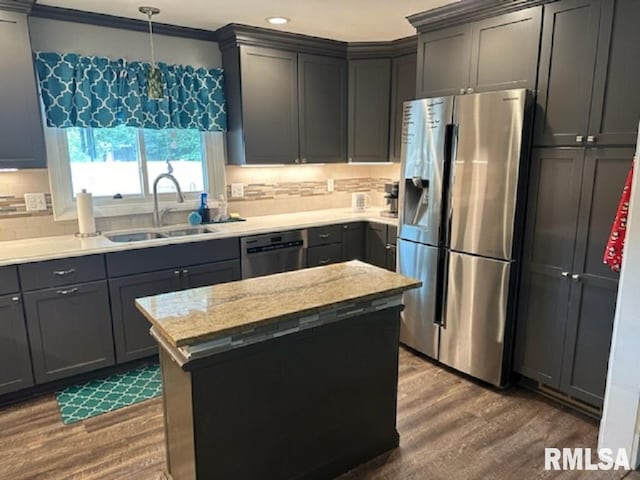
417 24 472 98
416 7 541 98
468 7 542 93
0 294 34 395
24 280 115 383
532 0 640 148
389 54 417 163
516 147 631 407
239 46 299 164
348 59 392 163
0 11 46 169
298 54 347 163
588 0 640 146
535 0 601 147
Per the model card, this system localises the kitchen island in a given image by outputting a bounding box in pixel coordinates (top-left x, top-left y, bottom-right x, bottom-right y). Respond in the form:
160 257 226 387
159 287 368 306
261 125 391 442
136 260 420 480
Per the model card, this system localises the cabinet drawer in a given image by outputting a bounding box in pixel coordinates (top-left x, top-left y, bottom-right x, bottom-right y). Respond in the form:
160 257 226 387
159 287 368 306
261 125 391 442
19 255 106 291
0 266 19 295
308 244 343 267
106 238 240 277
308 225 343 247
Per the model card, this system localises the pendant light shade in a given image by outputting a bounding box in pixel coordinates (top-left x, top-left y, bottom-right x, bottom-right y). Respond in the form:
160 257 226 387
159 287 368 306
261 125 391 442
139 6 163 100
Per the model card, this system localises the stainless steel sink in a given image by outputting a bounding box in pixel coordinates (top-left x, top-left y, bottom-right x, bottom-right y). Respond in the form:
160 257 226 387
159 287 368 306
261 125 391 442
105 231 167 242
164 227 213 237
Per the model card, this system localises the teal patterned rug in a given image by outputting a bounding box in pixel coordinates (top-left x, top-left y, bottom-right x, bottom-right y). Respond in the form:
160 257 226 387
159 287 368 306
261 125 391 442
56 364 162 425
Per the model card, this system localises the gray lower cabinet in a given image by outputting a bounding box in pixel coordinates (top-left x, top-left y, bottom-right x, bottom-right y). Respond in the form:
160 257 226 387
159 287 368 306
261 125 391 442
0 10 46 169
515 147 631 407
341 223 366 261
109 270 181 363
298 54 347 163
0 294 34 395
109 261 241 363
389 53 417 163
348 59 392 163
535 0 640 147
308 244 343 268
24 280 115 383
416 7 541 98
366 223 389 269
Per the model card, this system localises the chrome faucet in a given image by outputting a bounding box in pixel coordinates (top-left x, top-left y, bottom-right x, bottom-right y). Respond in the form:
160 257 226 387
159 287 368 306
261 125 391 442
153 173 184 228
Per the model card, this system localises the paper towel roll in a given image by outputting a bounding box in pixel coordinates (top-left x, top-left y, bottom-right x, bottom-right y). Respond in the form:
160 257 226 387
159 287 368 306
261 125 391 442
76 189 96 235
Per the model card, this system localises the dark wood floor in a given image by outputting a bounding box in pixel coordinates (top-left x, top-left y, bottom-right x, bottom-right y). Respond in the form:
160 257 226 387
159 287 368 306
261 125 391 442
0 348 635 480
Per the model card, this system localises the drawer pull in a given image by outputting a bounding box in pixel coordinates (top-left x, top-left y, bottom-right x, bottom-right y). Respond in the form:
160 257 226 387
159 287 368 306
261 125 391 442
11 296 20 304
56 288 79 295
182 269 189 275
53 268 76 276
319 233 331 239
318 259 331 265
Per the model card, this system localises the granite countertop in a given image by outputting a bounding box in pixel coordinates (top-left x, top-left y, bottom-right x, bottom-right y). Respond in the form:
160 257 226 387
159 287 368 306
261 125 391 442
0 208 398 267
135 260 420 349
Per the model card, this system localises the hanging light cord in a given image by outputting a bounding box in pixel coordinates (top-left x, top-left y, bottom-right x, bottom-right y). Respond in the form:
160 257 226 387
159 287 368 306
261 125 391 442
146 13 156 68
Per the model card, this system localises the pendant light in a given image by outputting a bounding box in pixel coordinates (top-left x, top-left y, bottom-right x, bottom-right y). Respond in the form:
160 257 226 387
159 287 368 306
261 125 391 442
139 6 163 100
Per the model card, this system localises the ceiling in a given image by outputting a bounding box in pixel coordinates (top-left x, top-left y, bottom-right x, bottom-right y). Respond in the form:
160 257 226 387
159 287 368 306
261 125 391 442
36 0 458 42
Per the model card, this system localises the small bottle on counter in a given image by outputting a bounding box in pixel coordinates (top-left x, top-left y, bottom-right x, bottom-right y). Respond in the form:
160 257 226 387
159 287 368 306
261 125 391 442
198 192 210 224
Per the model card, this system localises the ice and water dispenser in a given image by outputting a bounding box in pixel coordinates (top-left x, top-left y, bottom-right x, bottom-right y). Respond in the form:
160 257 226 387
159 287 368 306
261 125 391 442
398 97 453 245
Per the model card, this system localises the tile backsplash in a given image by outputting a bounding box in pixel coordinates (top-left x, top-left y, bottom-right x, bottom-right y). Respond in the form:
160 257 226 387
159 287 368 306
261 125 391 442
0 163 400 241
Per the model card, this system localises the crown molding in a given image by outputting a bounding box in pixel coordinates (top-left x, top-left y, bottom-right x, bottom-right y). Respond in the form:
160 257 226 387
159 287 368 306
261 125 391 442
407 0 557 32
216 23 347 57
29 4 218 42
0 0 35 14
347 35 417 59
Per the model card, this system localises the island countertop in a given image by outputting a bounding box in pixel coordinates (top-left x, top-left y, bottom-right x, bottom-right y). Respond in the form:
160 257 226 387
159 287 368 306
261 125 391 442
135 260 421 350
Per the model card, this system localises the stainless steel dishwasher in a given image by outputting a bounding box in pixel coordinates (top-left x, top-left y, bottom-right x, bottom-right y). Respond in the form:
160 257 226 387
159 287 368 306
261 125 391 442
240 230 308 279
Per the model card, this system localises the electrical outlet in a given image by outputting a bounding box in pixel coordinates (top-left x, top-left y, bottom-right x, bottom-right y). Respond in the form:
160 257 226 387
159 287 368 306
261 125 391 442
327 179 334 192
24 193 47 212
231 183 244 198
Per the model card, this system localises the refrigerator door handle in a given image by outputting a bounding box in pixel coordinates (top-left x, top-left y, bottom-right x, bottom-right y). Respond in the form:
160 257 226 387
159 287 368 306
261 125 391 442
445 124 459 248
437 249 450 328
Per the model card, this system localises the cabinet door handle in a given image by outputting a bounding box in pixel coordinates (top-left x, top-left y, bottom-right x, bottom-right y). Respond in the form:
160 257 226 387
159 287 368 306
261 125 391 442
56 287 79 295
586 135 596 143
174 270 181 277
571 274 581 281
466 88 474 94
319 233 331 239
459 88 466 95
182 269 189 275
385 244 392 250
53 268 76 276
11 296 20 304
575 135 584 143
294 158 300 164
318 259 331 265
301 158 307 164
561 271 570 277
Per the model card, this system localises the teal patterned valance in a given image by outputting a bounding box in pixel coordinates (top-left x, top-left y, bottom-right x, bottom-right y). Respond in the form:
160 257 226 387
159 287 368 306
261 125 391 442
34 52 227 132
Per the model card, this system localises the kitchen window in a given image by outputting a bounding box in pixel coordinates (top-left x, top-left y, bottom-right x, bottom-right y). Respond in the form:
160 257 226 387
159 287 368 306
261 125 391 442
46 126 226 220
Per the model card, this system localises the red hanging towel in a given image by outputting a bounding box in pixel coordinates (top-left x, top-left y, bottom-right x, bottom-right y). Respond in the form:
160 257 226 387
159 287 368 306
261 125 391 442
604 162 635 272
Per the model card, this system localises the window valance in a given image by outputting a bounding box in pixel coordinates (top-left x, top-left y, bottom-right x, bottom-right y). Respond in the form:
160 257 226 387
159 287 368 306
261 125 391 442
34 52 227 132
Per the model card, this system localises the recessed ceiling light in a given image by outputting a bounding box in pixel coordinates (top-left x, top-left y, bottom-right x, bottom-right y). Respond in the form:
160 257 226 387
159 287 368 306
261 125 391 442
266 16 290 25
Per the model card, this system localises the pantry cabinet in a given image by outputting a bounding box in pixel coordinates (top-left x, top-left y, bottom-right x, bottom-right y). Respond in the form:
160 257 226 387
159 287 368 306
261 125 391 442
515 147 632 407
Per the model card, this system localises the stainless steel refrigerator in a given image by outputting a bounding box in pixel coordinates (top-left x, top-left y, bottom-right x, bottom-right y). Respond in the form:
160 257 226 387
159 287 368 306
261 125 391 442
397 89 529 387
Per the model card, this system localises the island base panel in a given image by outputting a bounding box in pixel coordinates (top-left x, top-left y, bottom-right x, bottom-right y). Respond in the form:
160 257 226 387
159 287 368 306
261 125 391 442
160 306 402 480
